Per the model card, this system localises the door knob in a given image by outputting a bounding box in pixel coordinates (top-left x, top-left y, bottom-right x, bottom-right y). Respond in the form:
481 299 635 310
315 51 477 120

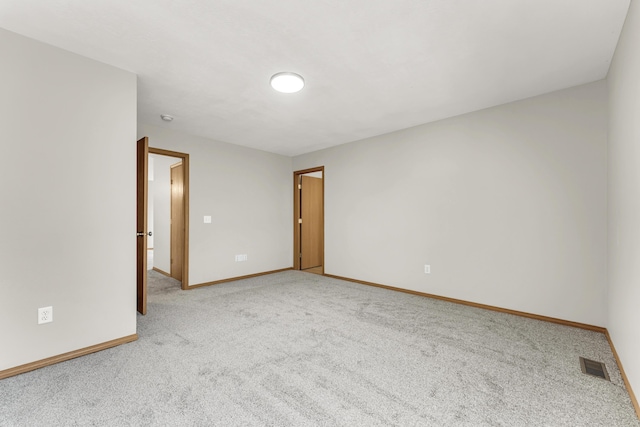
136 231 153 237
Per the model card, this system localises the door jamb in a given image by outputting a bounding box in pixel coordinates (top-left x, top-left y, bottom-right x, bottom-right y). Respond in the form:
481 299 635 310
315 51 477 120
293 166 324 271
149 147 190 290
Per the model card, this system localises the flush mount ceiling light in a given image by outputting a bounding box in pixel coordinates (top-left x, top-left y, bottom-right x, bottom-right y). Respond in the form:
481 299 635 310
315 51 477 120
270 72 305 93
160 114 174 121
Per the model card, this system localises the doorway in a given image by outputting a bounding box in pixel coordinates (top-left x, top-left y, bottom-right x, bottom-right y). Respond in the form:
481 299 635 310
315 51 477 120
293 167 324 274
136 140 190 315
148 147 189 288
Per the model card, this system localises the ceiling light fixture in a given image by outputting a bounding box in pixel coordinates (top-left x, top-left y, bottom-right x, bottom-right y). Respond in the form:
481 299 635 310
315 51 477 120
270 72 305 93
160 114 174 121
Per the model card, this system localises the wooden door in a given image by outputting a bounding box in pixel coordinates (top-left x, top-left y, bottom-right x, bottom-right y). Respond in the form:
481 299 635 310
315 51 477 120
136 137 149 315
300 175 323 269
170 162 184 281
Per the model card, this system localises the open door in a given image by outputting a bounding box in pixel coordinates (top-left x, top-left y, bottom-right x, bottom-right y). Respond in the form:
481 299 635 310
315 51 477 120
170 162 184 281
300 175 323 269
136 137 149 315
293 167 324 273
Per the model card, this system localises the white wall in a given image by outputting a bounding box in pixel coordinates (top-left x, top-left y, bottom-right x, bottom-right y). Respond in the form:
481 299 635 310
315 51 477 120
149 154 178 273
147 177 154 269
0 29 137 370
294 81 608 326
137 124 292 285
607 0 640 405
148 156 154 250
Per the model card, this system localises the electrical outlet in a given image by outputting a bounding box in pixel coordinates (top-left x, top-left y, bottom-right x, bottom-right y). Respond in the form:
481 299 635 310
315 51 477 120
424 264 431 274
38 306 53 324
235 254 248 262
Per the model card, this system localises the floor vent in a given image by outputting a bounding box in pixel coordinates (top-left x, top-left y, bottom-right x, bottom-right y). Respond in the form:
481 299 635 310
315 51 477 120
579 357 610 381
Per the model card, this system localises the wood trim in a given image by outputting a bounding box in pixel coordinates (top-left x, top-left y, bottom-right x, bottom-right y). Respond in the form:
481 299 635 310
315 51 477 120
0 334 138 380
605 331 640 419
295 166 325 175
293 172 300 270
187 268 293 289
324 274 606 333
182 154 190 289
152 267 171 277
293 167 324 271
149 147 190 289
148 147 187 158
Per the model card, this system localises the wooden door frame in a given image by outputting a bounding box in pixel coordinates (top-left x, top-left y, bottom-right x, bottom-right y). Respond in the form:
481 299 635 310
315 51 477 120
149 147 190 290
293 166 324 271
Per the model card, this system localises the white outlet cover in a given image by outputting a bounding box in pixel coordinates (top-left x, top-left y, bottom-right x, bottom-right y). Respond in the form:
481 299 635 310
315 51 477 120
424 265 431 274
204 216 211 223
38 306 53 324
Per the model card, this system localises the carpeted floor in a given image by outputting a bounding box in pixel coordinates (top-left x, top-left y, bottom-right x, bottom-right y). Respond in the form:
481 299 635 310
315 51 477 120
0 270 638 426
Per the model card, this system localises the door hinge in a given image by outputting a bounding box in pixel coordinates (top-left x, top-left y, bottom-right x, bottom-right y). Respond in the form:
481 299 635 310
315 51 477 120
298 184 302 189
298 218 302 224
300 253 302 258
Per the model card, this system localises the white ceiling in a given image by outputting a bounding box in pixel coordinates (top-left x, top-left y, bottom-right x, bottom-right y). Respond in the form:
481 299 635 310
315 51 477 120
0 0 630 156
